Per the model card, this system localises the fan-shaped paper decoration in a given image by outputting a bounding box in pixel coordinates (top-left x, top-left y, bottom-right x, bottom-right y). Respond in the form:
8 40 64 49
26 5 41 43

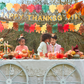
69 23 75 32
49 4 56 13
63 24 69 32
81 6 84 16
47 24 52 33
42 5 49 13
1 21 8 29
0 2 6 10
35 24 41 33
35 4 42 13
27 4 35 13
30 24 35 33
13 22 18 31
20 4 27 12
0 21 4 32
41 24 47 33
13 3 20 12
18 22 25 31
78 25 84 35
64 4 71 12
58 23 64 33
52 23 58 33
75 23 81 31
8 21 13 29
6 3 13 11
24 23 30 33
56 4 64 13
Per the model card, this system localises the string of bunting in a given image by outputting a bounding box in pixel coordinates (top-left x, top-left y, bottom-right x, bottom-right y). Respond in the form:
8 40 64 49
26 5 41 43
0 21 83 34
0 1 83 15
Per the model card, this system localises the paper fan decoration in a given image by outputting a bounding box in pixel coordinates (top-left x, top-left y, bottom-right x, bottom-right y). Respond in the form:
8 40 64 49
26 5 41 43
75 23 81 31
27 4 35 13
0 21 4 32
18 22 25 31
81 6 84 16
52 23 58 33
42 5 49 13
47 24 52 33
13 22 18 31
29 24 35 33
56 4 64 13
41 24 47 33
24 23 30 33
0 2 6 10
6 3 13 11
13 3 20 12
35 4 42 13
49 4 56 13
69 23 75 32
63 24 69 32
35 24 41 33
78 25 84 35
58 23 64 33
64 4 71 12
20 4 27 12
8 21 13 29
1 21 8 29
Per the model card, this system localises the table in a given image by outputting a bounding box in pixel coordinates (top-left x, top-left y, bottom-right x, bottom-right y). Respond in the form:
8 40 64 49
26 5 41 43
0 59 84 84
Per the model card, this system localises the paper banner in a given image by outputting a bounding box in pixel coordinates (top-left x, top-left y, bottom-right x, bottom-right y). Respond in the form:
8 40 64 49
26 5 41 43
24 23 30 33
42 5 49 13
64 4 71 12
13 3 20 12
1 21 8 29
47 24 52 33
20 4 27 12
35 4 42 13
29 24 35 33
58 24 63 33
41 24 47 33
78 25 84 35
6 3 13 11
18 22 25 31
63 24 69 32
52 23 58 33
13 22 18 31
8 21 13 29
0 21 4 32
27 4 35 13
69 23 75 32
0 2 6 10
56 4 64 13
49 4 56 13
35 24 41 33
75 23 81 31
81 6 84 16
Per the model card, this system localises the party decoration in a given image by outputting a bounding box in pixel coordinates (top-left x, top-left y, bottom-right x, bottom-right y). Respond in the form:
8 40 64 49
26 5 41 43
6 3 13 11
81 6 84 16
75 23 81 31
13 22 18 31
0 21 4 32
1 21 8 29
24 23 30 33
20 4 27 12
35 4 42 13
13 3 20 12
56 53 64 59
78 25 84 35
69 23 75 32
18 22 25 31
64 4 71 12
42 5 49 13
56 4 64 13
52 23 58 33
29 24 35 33
35 24 41 33
41 24 47 33
47 24 52 33
49 4 56 13
58 23 64 33
0 2 6 10
63 24 69 32
27 4 35 13
8 21 13 29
